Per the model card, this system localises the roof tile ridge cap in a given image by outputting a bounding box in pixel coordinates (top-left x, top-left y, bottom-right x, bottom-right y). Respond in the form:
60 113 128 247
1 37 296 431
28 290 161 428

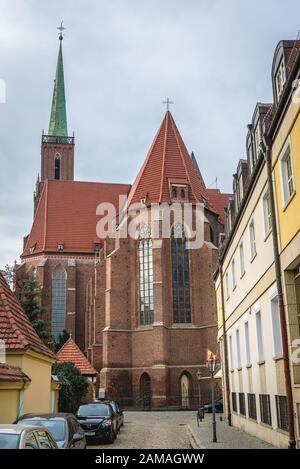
43 180 49 251
169 114 201 202
56 336 73 355
159 112 169 204
127 116 166 206
23 181 48 254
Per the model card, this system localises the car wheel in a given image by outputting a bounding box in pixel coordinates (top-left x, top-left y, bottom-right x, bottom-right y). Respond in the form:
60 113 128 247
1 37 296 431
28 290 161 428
107 429 115 444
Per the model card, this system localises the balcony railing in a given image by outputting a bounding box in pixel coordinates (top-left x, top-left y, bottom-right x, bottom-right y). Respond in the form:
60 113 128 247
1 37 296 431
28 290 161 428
42 134 75 145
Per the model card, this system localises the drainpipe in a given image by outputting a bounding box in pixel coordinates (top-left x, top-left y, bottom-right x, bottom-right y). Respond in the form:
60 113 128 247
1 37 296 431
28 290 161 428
218 253 232 426
262 136 296 449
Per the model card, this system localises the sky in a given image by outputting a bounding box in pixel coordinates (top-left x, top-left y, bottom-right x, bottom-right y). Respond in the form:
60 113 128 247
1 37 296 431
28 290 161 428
1 0 300 268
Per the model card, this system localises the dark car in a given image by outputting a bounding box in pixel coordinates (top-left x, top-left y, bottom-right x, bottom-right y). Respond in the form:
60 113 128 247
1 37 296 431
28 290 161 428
15 413 86 449
0 424 58 449
204 398 224 413
104 401 124 432
76 402 117 444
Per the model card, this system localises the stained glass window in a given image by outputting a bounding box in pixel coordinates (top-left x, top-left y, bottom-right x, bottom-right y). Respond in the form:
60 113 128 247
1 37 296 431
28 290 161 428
52 266 66 340
171 223 191 323
138 225 154 325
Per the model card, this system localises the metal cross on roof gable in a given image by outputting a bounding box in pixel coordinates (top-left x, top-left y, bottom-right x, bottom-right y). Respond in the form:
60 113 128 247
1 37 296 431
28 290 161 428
162 97 174 112
57 21 66 40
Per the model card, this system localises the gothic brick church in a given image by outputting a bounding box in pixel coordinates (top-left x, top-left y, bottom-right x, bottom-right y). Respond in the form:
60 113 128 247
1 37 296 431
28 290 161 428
16 34 231 408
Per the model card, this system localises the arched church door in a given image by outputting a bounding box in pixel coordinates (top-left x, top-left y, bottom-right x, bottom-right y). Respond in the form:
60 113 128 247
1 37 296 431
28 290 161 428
140 373 152 410
181 374 190 408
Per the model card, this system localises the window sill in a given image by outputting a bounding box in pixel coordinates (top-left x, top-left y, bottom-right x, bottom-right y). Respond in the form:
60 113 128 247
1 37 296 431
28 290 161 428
273 355 284 362
282 190 296 212
257 360 266 366
264 229 272 242
250 252 257 264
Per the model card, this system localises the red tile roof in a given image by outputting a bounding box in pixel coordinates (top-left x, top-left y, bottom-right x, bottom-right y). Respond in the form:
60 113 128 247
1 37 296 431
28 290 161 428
0 272 55 359
127 111 213 208
0 363 31 383
205 188 232 225
22 180 131 257
56 338 97 376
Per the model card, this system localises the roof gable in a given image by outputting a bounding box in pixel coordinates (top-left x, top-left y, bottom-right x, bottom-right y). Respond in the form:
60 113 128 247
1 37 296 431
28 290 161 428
0 273 55 359
56 338 97 376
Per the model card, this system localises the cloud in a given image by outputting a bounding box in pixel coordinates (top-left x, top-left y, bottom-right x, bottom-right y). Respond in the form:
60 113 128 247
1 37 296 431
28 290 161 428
1 0 300 266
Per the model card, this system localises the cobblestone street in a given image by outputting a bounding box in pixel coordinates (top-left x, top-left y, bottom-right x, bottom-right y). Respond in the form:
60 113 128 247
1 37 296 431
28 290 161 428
87 411 276 449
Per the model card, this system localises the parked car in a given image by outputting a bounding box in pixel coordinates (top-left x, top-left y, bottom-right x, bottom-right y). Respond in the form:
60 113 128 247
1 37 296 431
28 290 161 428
76 402 117 444
15 413 86 449
0 424 57 449
104 401 124 432
204 398 224 413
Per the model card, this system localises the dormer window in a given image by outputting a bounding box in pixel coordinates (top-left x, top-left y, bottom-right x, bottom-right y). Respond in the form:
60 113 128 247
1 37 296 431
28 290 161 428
170 184 188 201
57 243 64 252
254 122 261 158
275 59 286 101
140 197 146 206
29 244 36 255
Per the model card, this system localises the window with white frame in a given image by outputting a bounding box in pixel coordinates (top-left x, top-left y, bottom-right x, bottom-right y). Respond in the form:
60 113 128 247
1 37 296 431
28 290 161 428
263 189 272 235
229 334 234 370
231 259 236 290
225 272 230 299
270 295 282 357
275 59 286 101
280 143 295 205
244 320 251 365
249 220 257 259
256 311 264 362
236 328 241 368
239 242 245 276
254 122 261 157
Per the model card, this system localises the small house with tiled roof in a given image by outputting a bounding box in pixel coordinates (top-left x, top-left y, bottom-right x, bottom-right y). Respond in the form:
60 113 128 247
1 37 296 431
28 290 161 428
0 272 59 422
56 338 97 377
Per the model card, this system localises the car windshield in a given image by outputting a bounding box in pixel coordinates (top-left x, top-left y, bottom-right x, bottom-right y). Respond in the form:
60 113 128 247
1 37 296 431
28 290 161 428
0 434 20 449
77 404 110 417
20 420 66 442
110 402 117 412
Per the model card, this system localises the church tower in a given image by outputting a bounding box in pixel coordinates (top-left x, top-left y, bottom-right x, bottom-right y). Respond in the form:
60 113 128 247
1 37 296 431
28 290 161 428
35 24 74 211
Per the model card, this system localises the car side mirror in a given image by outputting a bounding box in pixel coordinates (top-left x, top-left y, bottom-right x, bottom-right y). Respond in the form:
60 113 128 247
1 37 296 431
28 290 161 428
73 433 84 442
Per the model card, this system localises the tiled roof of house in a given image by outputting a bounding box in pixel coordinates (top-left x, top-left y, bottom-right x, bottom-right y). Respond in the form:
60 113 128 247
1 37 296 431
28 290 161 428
22 180 131 257
127 111 214 209
0 272 55 359
56 338 97 376
205 189 232 224
0 363 31 382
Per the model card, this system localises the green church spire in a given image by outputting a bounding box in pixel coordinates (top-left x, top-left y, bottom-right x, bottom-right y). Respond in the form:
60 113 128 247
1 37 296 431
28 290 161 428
48 22 68 137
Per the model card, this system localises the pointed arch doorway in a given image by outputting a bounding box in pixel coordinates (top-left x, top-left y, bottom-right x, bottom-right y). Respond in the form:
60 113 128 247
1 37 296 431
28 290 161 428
140 373 152 410
180 373 190 409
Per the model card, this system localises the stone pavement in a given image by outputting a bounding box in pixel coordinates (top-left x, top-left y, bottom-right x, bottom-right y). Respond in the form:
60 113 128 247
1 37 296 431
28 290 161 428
189 414 276 449
87 411 276 449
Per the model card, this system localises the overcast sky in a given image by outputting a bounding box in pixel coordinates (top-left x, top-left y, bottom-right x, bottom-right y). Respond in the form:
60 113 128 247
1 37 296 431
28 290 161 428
1 0 300 268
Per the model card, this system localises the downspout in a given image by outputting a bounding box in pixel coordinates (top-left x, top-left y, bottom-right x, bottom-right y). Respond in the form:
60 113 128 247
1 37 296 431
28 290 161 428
262 136 296 449
218 253 232 426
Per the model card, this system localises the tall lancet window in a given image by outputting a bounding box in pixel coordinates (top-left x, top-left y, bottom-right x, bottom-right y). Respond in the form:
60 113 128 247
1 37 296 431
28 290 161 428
138 225 154 325
54 153 61 180
52 266 66 340
171 223 191 323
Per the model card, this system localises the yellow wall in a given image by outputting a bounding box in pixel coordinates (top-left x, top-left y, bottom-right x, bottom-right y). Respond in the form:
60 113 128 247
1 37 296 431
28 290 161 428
273 107 300 250
0 387 21 423
6 351 55 415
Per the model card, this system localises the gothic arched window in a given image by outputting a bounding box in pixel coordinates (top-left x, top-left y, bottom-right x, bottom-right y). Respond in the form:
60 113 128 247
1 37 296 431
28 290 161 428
138 225 154 325
52 266 66 340
54 153 61 180
171 223 191 323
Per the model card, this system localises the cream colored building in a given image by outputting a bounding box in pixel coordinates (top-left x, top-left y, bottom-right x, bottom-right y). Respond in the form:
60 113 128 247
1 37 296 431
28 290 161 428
216 39 300 448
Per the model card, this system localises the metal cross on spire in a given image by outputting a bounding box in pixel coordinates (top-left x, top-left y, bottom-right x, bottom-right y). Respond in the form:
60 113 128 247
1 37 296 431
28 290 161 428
57 21 66 41
162 97 174 112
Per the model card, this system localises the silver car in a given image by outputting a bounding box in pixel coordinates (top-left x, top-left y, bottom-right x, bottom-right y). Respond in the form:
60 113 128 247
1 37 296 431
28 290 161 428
0 424 58 449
